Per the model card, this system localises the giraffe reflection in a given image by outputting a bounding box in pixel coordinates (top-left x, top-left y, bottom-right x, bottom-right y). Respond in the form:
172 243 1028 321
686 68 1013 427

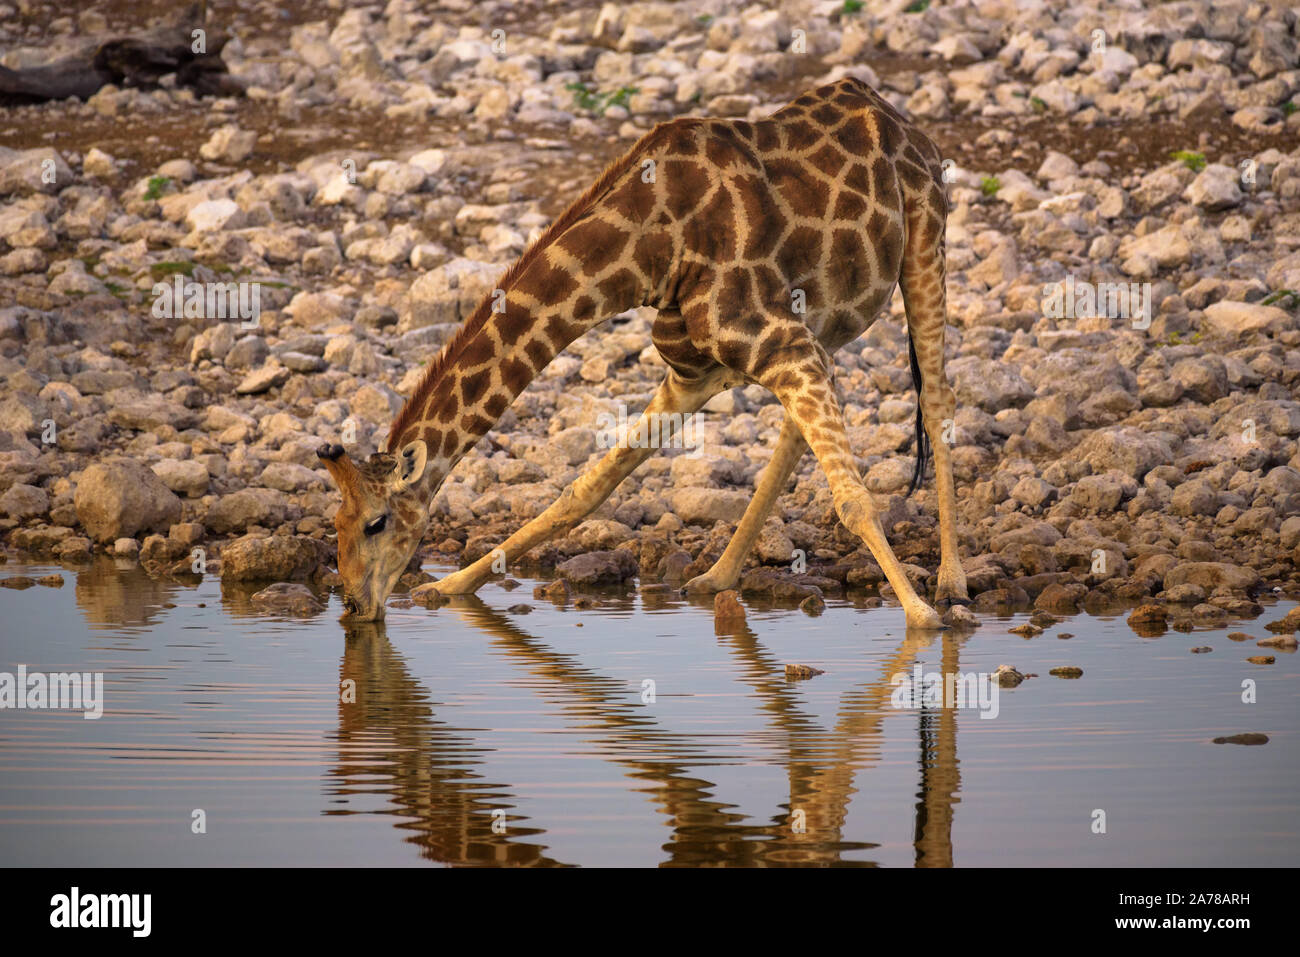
332 604 963 867
913 630 961 868
332 620 561 866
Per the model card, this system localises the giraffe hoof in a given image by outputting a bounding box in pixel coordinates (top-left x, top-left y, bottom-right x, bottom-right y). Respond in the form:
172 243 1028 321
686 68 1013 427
935 595 972 609
410 581 450 606
906 604 945 630
683 573 734 595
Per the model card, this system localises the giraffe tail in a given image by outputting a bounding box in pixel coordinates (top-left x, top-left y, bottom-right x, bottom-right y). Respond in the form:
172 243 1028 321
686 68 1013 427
907 332 930 495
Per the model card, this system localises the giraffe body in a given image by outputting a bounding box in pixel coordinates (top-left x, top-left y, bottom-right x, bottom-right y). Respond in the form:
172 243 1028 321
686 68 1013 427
319 77 967 625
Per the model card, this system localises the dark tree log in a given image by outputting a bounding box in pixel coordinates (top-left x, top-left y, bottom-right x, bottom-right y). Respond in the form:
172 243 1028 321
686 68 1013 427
0 3 243 106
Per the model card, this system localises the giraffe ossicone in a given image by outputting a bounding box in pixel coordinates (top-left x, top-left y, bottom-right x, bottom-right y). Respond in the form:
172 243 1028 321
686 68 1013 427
318 77 968 627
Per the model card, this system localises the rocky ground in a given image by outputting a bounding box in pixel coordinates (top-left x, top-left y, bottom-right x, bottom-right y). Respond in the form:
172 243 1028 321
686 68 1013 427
1 0 1299 633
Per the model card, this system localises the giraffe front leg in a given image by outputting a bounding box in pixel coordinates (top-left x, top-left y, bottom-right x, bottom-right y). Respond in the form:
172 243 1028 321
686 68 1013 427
684 413 806 594
415 487 589 597
414 370 722 601
837 489 943 629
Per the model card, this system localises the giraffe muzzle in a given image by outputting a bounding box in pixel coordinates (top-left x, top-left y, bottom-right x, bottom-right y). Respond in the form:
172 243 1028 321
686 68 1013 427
340 589 387 621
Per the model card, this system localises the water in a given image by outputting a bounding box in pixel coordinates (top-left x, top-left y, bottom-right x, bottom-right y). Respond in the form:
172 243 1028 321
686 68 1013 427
0 558 1295 867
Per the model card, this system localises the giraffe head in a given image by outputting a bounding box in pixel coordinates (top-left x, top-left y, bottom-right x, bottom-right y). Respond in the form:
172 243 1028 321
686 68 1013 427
316 440 432 621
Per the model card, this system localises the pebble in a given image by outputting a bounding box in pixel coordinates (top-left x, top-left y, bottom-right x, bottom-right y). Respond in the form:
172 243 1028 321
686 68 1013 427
1211 733 1269 745
1049 666 1083 677
784 664 824 680
713 589 746 624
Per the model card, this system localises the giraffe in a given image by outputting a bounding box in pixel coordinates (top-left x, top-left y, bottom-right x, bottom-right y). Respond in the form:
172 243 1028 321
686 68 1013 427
317 76 969 626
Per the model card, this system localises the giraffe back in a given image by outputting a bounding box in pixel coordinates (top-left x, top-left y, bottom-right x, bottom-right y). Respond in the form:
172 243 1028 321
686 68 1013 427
577 77 949 379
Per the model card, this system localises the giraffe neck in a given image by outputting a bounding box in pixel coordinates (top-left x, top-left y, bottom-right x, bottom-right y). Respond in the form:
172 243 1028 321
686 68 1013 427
388 247 645 494
385 121 680 491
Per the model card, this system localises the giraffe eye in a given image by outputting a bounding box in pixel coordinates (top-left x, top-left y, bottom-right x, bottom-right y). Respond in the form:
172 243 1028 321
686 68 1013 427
364 515 388 536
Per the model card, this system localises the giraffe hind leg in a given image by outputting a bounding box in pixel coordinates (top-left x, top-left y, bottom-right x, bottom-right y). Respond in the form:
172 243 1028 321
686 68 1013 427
684 412 806 594
899 188 968 607
754 326 943 630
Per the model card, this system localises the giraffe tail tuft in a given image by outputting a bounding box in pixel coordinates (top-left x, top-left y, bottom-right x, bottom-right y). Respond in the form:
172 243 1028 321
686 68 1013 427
907 332 930 496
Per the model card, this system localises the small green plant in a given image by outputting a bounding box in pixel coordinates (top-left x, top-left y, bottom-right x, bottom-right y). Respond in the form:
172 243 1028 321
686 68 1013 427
143 175 172 201
1261 289 1299 308
1153 330 1201 348
1030 96 1048 112
208 262 250 277
566 81 600 112
1170 149 1207 172
841 0 865 13
904 0 930 11
695 13 713 25
149 261 196 280
565 82 639 115
980 176 1001 197
1282 101 1298 117
605 85 637 111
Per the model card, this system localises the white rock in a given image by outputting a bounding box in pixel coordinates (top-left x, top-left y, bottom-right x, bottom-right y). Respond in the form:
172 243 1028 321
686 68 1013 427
1118 223 1192 273
866 458 914 494
0 483 49 521
1184 164 1242 210
75 459 183 542
199 125 257 163
82 147 116 178
260 462 322 492
186 198 245 232
157 158 197 183
151 459 210 497
0 248 46 274
1092 47 1137 76
670 487 749 526
405 257 501 328
314 174 357 206
474 86 512 121
374 162 427 195
408 149 447 176
0 207 56 248
934 35 982 62
1029 80 1078 113
1202 301 1294 337
1036 150 1078 182
0 147 73 195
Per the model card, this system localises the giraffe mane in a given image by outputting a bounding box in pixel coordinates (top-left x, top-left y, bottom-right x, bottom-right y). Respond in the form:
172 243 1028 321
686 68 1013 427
386 125 670 453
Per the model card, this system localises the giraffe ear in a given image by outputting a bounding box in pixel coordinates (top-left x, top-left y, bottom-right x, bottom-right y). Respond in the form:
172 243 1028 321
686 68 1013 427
394 439 428 489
